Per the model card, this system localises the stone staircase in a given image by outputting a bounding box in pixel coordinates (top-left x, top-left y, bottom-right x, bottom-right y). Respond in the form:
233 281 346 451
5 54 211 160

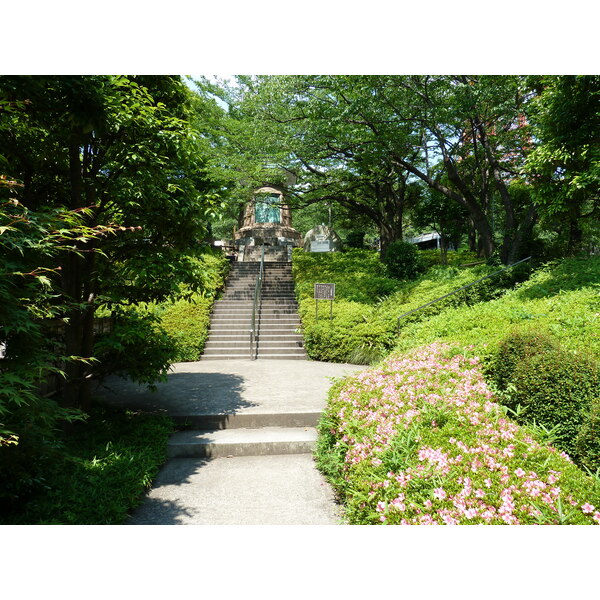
202 261 307 360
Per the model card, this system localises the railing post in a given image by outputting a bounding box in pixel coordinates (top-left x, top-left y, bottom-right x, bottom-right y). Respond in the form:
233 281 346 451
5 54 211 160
250 245 265 360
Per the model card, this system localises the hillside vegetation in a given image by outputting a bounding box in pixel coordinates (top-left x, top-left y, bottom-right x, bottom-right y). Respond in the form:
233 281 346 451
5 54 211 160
296 249 600 525
292 248 531 364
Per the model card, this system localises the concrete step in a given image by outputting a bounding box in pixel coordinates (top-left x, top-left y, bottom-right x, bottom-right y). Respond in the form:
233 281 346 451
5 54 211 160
261 301 299 307
255 323 301 330
256 317 300 323
258 340 304 348
208 326 251 332
215 300 298 305
258 346 306 354
206 340 304 349
206 336 250 343
255 353 307 360
211 309 298 316
209 320 299 327
167 427 317 459
202 354 250 360
207 333 303 342
171 412 321 430
202 352 307 360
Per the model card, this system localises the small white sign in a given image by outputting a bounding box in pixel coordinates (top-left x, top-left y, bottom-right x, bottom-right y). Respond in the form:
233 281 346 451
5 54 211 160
311 240 331 252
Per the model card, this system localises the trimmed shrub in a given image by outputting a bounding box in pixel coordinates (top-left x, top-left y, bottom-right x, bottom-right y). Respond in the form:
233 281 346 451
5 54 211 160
158 297 212 362
485 330 599 456
299 301 395 364
382 240 424 280
345 230 366 249
575 400 600 475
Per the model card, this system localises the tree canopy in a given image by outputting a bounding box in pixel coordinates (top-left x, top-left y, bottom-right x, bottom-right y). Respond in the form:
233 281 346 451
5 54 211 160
200 74 599 262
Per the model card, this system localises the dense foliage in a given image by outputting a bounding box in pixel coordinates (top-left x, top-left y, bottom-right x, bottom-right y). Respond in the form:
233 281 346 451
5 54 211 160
202 75 599 264
1 406 173 524
292 248 527 364
1 75 224 409
0 76 225 517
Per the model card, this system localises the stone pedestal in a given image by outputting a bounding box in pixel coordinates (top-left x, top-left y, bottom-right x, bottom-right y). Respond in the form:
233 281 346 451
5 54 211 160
235 186 302 261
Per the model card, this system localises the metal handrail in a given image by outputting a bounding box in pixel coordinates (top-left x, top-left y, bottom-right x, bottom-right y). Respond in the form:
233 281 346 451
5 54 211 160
250 245 265 360
397 256 531 334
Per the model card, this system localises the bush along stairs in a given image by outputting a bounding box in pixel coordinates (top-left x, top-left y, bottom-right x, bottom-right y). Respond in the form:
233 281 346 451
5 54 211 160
202 260 307 360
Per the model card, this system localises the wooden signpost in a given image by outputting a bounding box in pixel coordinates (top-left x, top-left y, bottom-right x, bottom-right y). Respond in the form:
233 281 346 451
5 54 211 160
314 283 335 321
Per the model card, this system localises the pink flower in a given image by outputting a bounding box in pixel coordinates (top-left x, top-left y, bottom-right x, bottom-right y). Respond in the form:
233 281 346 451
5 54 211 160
433 487 447 500
441 514 459 525
581 503 595 514
514 468 526 478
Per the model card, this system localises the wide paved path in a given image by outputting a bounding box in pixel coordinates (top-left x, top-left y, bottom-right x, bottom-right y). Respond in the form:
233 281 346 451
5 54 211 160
95 359 365 525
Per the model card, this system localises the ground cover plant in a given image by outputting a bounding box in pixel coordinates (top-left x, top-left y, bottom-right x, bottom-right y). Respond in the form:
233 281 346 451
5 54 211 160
1 405 173 524
317 342 600 525
393 256 600 362
292 248 526 364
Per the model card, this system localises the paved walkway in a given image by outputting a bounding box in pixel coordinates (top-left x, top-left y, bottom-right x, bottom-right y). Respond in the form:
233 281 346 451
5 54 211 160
95 359 366 525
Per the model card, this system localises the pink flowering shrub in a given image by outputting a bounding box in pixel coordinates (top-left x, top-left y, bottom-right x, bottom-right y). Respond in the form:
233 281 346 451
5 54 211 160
316 342 600 525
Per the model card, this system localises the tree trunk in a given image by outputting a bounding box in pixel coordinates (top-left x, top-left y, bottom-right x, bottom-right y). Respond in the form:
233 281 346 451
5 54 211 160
392 156 495 258
468 219 477 252
61 127 97 411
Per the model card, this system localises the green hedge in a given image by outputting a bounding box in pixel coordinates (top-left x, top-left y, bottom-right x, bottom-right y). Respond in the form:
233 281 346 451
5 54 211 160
157 296 213 362
485 330 599 457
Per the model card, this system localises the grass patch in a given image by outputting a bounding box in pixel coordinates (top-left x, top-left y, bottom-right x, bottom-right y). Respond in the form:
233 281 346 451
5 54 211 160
394 256 600 361
1 405 173 525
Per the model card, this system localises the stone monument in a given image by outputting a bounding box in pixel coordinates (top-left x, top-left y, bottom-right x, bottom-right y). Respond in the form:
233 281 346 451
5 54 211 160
303 224 342 253
234 186 302 261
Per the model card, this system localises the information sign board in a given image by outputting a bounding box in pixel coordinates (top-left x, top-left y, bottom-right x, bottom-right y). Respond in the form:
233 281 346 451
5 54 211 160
314 283 335 300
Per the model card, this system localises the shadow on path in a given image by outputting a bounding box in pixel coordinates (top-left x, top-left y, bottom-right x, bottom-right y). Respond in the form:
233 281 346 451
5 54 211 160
127 459 212 525
95 372 256 416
